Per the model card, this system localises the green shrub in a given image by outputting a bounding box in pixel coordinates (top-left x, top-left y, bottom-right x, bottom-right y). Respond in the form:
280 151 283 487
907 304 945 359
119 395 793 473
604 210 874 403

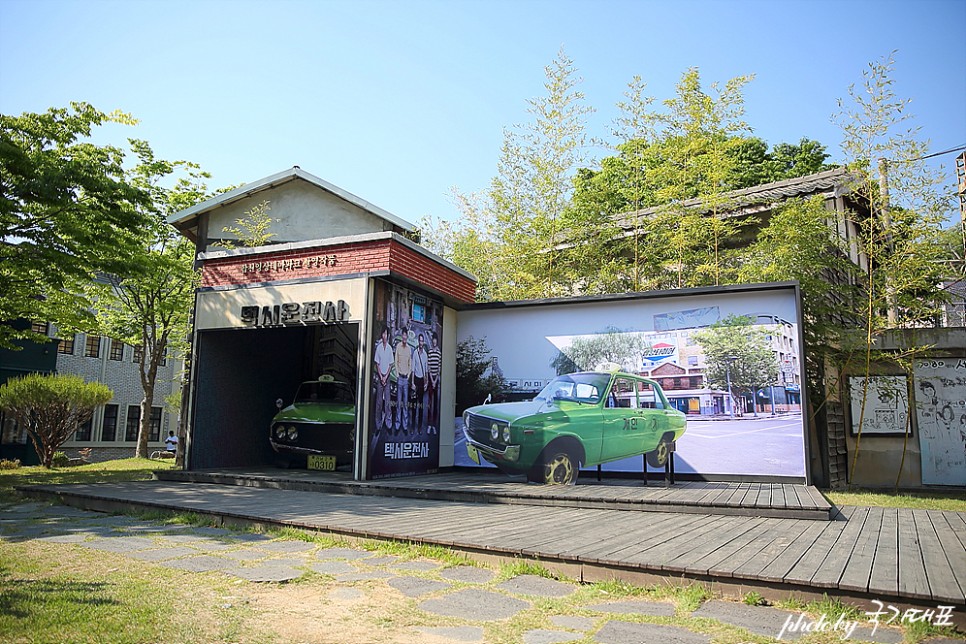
0 373 112 469
0 459 21 470
52 451 70 468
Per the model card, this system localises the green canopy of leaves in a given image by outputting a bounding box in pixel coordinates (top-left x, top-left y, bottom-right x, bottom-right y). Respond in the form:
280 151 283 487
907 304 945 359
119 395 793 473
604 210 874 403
1 103 155 349
691 315 779 396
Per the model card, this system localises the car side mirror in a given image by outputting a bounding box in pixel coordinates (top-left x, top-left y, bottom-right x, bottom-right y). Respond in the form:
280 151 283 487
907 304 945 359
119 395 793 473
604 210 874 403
275 398 283 410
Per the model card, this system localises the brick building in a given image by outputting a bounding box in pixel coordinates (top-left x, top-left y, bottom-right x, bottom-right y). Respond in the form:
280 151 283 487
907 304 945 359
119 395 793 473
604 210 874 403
0 322 180 463
168 167 476 479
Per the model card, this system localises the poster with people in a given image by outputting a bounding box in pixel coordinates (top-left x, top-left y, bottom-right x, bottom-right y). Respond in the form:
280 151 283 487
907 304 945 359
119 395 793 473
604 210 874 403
368 279 443 478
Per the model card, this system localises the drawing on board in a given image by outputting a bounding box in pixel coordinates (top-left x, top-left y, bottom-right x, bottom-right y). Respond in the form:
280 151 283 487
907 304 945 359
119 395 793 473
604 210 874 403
848 375 909 435
914 359 966 486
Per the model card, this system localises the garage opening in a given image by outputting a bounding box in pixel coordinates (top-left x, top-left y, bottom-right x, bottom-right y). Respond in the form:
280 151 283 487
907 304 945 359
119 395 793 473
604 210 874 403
190 323 360 470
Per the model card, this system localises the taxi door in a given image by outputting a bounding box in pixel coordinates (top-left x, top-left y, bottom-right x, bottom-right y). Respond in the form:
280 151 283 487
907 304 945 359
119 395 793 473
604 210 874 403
599 376 647 462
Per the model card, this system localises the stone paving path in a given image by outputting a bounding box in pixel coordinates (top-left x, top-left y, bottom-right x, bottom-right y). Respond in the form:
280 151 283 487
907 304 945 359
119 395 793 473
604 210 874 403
2 500 962 643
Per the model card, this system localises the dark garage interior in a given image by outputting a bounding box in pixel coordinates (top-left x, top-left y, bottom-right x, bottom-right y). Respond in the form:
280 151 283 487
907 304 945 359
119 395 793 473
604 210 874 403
190 323 359 469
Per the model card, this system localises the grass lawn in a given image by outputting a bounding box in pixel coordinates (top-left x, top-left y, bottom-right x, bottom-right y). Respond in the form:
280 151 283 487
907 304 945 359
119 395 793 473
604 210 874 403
0 457 175 500
824 488 966 512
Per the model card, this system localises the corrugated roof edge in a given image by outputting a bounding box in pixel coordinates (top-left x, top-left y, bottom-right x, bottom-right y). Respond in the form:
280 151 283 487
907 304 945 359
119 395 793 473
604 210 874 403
166 166 416 233
613 167 856 227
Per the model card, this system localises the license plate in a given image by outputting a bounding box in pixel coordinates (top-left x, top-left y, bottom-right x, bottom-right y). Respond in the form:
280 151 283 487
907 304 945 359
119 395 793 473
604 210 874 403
307 455 336 471
466 444 481 465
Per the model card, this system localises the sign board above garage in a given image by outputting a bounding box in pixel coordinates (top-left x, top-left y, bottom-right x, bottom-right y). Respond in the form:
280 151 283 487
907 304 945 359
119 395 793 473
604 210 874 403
195 279 368 331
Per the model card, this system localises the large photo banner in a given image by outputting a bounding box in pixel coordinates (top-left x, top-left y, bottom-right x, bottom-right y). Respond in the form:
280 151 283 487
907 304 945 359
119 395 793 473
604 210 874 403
454 285 808 480
368 279 443 479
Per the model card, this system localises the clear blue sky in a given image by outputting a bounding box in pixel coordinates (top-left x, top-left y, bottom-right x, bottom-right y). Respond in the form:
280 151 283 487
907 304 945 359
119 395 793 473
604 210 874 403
2 0 964 226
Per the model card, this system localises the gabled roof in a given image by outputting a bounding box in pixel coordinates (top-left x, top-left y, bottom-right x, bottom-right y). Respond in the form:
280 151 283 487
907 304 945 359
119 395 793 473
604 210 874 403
167 166 416 236
613 167 856 229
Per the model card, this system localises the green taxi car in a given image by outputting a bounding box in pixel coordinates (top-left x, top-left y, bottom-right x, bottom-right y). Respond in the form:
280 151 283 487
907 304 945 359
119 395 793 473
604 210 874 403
271 375 355 470
463 371 686 485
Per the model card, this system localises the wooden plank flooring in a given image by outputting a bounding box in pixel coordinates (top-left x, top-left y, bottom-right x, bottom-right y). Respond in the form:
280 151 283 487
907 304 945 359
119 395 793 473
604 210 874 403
22 479 966 608
157 469 833 519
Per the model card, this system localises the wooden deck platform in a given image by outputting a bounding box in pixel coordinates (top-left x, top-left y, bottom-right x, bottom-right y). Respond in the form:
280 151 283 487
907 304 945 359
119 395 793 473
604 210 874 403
21 476 966 614
156 469 834 520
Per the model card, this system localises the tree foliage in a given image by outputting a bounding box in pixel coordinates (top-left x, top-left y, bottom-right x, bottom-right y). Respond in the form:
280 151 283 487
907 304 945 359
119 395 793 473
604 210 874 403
88 141 210 459
834 51 951 330
455 336 506 413
221 200 278 248
692 315 778 412
738 196 862 367
550 328 651 374
567 69 836 293
0 373 112 468
0 103 153 349
425 61 838 301
423 47 594 301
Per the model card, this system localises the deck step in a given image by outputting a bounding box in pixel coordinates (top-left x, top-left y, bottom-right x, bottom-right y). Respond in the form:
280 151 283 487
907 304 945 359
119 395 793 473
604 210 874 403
155 469 833 521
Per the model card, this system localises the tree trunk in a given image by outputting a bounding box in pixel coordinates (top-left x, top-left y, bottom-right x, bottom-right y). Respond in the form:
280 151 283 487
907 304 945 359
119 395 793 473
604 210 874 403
135 343 162 459
136 394 152 459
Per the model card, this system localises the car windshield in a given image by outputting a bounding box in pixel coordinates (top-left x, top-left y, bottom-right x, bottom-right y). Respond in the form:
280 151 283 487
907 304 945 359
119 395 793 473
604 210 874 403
535 373 609 405
294 380 354 405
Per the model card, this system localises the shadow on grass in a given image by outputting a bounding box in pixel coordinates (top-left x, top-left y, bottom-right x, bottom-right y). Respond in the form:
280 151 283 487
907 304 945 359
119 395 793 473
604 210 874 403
0 574 119 618
1 459 175 499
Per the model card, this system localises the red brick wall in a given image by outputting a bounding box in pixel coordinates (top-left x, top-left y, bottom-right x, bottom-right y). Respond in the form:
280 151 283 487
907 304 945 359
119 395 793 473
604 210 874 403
200 240 392 288
200 238 475 304
388 242 476 303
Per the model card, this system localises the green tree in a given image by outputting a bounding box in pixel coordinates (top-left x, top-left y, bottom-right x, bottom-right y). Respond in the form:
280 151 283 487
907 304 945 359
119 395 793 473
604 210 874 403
221 200 278 248
0 103 153 349
438 47 594 301
0 373 112 468
738 196 862 367
833 52 952 482
456 336 507 414
566 69 758 291
88 142 209 459
420 193 500 302
550 327 651 374
834 51 950 330
692 315 778 416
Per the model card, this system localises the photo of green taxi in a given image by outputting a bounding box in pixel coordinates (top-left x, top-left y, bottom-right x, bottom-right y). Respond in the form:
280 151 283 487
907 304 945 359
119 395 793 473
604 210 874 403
271 375 355 470
462 371 686 485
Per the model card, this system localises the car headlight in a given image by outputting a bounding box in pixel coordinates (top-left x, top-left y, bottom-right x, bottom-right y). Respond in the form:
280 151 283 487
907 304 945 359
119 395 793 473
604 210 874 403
490 423 500 440
275 425 285 439
288 426 298 440
502 426 511 442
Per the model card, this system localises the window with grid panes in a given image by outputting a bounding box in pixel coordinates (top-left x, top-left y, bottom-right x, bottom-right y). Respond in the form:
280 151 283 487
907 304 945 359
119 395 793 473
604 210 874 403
85 335 101 358
149 407 162 441
58 335 75 354
31 321 49 335
75 417 92 441
133 345 143 363
125 406 140 441
109 339 124 361
101 404 118 441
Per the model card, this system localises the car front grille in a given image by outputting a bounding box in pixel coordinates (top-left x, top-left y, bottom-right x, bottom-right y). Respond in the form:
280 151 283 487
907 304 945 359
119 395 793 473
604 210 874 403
465 413 505 449
274 422 354 453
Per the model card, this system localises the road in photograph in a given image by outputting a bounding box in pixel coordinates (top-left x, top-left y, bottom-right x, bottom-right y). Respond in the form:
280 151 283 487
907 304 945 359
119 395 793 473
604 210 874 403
452 414 807 478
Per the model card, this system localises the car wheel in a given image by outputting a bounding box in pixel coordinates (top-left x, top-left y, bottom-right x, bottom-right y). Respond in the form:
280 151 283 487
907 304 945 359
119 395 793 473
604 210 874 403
531 447 579 485
646 434 672 469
